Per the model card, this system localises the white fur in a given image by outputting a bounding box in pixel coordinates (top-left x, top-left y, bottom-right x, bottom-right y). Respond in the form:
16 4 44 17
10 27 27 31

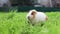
26 9 48 24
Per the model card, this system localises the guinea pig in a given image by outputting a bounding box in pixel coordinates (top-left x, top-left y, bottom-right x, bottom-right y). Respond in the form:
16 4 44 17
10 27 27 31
26 9 48 26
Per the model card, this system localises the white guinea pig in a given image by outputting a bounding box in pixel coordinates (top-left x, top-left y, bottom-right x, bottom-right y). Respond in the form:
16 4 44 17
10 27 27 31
26 9 48 26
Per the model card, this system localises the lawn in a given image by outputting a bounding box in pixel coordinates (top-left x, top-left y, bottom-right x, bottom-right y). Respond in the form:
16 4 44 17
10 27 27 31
0 12 60 34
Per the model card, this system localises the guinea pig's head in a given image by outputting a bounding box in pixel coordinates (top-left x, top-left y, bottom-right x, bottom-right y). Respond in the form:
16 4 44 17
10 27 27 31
30 10 37 19
27 9 37 20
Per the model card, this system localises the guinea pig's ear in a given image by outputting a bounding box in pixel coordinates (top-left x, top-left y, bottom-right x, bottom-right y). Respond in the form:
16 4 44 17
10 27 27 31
31 11 37 15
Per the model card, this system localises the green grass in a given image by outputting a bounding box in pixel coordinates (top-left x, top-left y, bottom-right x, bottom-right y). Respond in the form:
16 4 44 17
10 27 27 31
0 12 60 34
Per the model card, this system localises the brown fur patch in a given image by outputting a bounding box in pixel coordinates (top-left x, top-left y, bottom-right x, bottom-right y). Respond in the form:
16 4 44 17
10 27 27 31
46 16 48 20
31 11 37 19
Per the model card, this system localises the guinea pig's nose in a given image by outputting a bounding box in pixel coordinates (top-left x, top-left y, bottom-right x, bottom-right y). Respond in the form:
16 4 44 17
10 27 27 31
28 16 30 19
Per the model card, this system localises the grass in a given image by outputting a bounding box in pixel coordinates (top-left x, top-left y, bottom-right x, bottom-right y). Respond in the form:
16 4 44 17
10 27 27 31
0 12 60 34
